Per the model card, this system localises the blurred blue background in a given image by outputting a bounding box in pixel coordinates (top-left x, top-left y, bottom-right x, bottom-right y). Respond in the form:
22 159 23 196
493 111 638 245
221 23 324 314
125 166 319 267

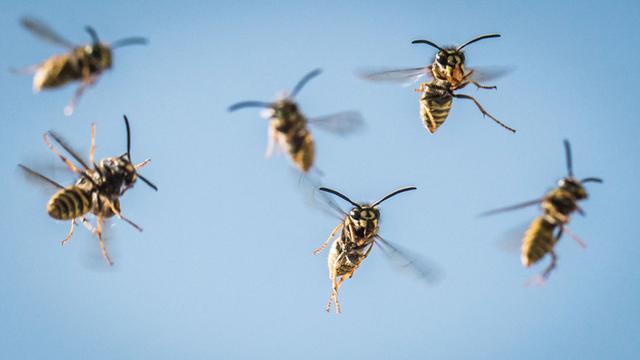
1 0 639 358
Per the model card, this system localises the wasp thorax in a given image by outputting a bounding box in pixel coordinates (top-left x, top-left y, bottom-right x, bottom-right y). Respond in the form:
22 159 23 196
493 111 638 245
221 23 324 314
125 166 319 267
98 156 137 195
349 206 380 234
84 43 113 71
559 178 588 200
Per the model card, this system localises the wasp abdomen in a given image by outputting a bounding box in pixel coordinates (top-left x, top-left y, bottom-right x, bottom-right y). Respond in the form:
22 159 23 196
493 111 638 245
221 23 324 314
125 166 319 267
521 216 557 267
33 55 82 91
47 186 91 220
420 91 453 134
287 131 315 172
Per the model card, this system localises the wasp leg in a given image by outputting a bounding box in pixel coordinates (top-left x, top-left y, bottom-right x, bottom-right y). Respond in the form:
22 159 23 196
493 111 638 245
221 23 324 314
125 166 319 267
265 122 277 158
468 80 497 90
414 82 428 93
64 75 97 116
89 123 96 164
543 251 558 278
106 199 143 232
80 217 96 233
331 267 361 314
452 93 516 133
61 219 76 246
326 268 339 313
135 158 152 170
526 251 557 287
64 82 89 116
564 227 587 249
314 223 343 255
96 214 113 266
458 70 497 90
43 133 82 174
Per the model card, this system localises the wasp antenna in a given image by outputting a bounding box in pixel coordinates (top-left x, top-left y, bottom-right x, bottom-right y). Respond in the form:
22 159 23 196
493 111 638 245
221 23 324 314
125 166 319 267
563 139 574 177
457 34 501 51
227 101 273 112
123 115 132 162
84 26 100 44
372 186 417 207
137 174 158 191
319 187 361 209
581 177 603 184
289 68 322 99
111 37 148 49
411 39 444 51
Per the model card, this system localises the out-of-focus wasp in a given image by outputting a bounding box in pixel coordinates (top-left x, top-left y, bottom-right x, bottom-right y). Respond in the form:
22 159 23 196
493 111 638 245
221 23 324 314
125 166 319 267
19 115 157 265
480 140 602 284
13 17 148 116
361 34 515 134
228 69 364 173
314 186 438 313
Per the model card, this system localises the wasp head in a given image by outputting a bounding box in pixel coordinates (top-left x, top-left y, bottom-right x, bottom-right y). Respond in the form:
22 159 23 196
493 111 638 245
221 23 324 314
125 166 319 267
87 43 113 70
433 49 466 84
558 177 588 200
349 205 380 235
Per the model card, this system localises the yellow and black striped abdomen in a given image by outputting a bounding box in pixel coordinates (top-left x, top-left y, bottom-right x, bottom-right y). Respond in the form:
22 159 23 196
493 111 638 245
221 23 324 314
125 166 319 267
521 216 557 267
47 186 91 220
282 125 315 173
34 54 82 91
420 91 452 134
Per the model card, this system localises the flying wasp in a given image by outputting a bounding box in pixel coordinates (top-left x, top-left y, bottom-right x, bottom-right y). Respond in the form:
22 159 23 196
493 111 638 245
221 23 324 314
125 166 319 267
19 115 157 265
228 69 364 173
361 34 515 134
314 186 438 313
13 17 148 116
480 140 602 284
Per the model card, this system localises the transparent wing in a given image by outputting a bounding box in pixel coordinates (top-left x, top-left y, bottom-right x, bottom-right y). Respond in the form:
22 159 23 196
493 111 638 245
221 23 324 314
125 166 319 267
478 198 543 217
374 235 442 284
495 221 530 254
358 66 431 85
46 130 91 171
466 66 514 83
18 164 64 190
307 111 365 136
21 17 75 49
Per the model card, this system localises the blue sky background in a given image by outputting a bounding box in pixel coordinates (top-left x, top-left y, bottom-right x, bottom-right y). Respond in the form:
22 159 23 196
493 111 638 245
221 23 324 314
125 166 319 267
1 0 639 359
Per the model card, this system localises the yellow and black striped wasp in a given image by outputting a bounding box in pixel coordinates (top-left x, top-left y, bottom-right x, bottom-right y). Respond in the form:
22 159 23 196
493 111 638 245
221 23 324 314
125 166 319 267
361 34 515 134
480 140 602 284
228 69 364 173
13 17 148 116
19 115 157 265
314 186 439 313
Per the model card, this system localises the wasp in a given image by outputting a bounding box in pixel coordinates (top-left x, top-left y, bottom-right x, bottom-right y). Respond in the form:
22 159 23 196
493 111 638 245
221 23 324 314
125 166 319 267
361 34 515 134
480 140 602 284
19 115 157 265
314 186 438 313
228 69 364 173
14 17 148 116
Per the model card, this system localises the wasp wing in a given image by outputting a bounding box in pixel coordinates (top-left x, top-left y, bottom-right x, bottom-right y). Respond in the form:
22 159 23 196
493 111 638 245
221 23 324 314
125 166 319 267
358 66 431 85
478 198 543 217
46 130 91 171
466 66 514 83
18 164 64 190
374 235 441 284
21 17 75 49
307 111 365 136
